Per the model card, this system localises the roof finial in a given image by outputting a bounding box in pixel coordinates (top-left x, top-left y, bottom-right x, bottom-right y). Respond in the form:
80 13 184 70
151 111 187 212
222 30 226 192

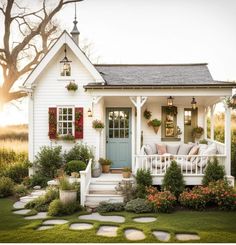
70 2 80 45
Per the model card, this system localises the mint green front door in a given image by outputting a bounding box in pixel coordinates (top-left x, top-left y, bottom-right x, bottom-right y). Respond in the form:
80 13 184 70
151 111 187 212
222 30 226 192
106 108 132 169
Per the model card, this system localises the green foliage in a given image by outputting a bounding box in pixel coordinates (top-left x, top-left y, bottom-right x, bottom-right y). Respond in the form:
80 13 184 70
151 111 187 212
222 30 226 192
150 119 161 127
65 160 86 175
125 198 153 213
0 177 14 197
64 143 94 164
48 199 83 216
25 187 59 212
146 187 177 213
28 173 50 188
2 161 29 183
135 169 152 198
0 148 27 166
98 158 112 166
199 139 208 144
14 184 29 197
59 177 79 191
34 146 63 178
202 157 225 186
162 160 185 197
115 180 137 203
97 202 125 213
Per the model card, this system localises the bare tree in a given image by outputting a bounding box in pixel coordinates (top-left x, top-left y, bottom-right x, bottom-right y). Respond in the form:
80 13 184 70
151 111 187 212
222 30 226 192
0 0 83 106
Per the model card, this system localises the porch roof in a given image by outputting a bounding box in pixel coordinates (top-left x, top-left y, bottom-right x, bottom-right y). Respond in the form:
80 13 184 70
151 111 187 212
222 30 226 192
84 63 236 89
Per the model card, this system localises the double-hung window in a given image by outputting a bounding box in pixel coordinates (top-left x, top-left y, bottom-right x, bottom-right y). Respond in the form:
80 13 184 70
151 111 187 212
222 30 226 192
57 107 74 136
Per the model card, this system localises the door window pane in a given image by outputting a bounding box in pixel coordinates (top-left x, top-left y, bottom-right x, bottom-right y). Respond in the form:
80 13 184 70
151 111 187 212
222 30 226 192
114 130 119 138
125 129 129 138
109 130 113 138
184 110 192 125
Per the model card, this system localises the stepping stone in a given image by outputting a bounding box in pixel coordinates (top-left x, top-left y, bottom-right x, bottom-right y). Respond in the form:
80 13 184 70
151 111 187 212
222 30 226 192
37 225 54 231
31 190 46 197
20 196 38 203
42 219 68 225
133 217 157 223
176 233 200 241
13 201 25 209
78 212 125 223
24 212 48 220
125 229 146 241
70 223 93 230
33 185 41 190
97 226 118 237
47 179 59 186
153 231 171 241
13 209 31 215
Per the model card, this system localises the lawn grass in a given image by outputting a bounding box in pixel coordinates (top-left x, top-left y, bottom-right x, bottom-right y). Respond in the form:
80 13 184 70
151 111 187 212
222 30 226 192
0 198 236 243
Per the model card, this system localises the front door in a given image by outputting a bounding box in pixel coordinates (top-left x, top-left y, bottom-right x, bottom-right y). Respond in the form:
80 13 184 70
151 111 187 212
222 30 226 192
184 108 198 143
106 108 132 169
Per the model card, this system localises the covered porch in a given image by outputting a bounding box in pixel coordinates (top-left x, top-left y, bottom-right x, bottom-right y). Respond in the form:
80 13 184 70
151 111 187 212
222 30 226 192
89 87 233 185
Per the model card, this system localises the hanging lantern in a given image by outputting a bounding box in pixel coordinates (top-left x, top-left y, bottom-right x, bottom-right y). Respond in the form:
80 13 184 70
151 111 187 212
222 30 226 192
231 94 236 105
167 96 173 107
191 97 197 110
60 44 72 76
87 108 92 117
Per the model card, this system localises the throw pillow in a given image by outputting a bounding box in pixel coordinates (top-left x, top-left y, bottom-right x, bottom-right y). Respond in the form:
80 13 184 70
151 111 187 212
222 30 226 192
166 144 180 155
156 144 167 155
187 145 199 161
144 144 153 155
177 144 193 155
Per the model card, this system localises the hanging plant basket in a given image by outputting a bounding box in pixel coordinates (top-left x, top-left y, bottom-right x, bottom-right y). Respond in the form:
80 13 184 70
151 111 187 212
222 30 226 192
66 81 78 91
92 120 105 132
147 120 152 127
153 126 160 134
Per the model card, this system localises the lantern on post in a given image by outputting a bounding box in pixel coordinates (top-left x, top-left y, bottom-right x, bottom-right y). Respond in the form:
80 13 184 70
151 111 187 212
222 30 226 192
167 96 173 107
60 44 72 76
191 97 197 110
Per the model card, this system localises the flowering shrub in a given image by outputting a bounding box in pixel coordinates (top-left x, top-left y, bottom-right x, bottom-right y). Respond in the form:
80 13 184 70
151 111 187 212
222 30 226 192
146 187 176 213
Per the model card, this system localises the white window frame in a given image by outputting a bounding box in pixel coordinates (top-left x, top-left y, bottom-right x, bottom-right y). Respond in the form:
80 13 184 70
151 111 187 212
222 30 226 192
57 106 74 136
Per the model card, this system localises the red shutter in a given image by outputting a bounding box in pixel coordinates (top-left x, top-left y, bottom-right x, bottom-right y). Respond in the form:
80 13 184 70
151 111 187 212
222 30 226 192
48 107 57 139
75 107 83 139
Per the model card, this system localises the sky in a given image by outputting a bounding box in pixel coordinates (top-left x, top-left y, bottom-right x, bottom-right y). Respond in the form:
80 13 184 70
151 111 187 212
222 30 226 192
0 0 236 126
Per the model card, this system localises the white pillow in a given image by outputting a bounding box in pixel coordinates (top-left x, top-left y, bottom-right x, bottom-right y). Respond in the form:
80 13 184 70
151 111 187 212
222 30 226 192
198 144 208 155
144 144 153 155
202 143 217 156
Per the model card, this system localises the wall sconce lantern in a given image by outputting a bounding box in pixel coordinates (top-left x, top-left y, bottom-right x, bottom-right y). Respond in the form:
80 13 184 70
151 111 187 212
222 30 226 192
191 97 197 110
60 44 71 76
167 96 173 107
87 108 92 117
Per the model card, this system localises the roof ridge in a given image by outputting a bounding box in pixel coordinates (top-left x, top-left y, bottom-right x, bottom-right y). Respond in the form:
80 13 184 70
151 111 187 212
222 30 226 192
94 63 208 66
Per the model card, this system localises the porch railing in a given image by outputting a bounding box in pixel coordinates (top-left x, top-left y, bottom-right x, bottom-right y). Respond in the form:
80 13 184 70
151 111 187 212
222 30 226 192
206 139 225 154
79 159 92 206
134 154 226 176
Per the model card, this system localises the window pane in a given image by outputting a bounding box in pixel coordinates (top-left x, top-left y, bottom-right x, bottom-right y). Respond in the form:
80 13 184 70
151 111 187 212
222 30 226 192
68 115 72 121
58 129 62 134
114 130 119 138
109 130 113 138
68 128 72 134
120 130 124 138
114 119 119 128
59 108 62 114
59 116 62 121
125 129 129 138
68 122 72 127
184 110 192 125
63 129 67 134
68 108 72 114
125 119 129 128
63 108 67 114
63 115 67 120
63 122 67 128
120 118 124 128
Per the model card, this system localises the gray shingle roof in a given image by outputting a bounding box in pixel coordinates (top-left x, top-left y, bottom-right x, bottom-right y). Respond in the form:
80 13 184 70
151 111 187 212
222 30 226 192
85 64 235 88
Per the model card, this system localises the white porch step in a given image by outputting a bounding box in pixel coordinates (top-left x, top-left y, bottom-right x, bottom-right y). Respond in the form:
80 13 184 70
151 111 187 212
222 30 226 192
85 194 124 208
89 183 118 191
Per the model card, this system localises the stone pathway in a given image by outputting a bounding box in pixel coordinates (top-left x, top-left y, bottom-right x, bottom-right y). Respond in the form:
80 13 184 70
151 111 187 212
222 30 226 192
153 231 170 241
13 201 26 209
176 233 200 241
24 212 48 220
37 225 54 231
133 217 157 223
42 219 68 225
78 212 125 223
70 223 93 230
97 226 118 237
125 229 146 241
13 209 31 215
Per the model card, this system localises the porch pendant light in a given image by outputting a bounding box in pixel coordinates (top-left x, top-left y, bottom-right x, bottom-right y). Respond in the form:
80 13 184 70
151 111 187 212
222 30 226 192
167 96 173 107
87 108 92 117
191 97 197 110
60 44 72 76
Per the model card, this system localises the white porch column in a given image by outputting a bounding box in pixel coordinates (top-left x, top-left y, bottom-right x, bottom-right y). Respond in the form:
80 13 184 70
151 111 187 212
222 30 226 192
203 107 208 139
130 96 147 154
224 105 231 176
210 104 215 140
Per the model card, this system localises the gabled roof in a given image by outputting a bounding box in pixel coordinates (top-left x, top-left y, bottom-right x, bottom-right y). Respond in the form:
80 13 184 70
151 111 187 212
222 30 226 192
23 31 104 88
84 64 236 89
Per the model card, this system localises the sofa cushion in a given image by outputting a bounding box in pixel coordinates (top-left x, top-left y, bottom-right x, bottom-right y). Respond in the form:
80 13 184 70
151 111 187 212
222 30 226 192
202 143 217 156
177 144 193 155
198 144 208 155
149 143 157 154
187 145 199 161
156 144 167 155
144 144 154 155
166 144 180 155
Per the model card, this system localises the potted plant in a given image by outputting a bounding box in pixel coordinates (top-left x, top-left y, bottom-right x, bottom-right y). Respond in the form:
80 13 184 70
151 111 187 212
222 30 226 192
143 109 152 120
66 81 78 91
98 158 112 173
192 126 204 139
59 176 78 204
122 167 131 178
149 119 162 134
58 134 75 141
92 120 105 132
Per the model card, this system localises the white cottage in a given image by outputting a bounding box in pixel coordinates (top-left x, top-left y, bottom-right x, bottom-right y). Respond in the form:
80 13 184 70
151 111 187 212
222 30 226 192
23 28 235 206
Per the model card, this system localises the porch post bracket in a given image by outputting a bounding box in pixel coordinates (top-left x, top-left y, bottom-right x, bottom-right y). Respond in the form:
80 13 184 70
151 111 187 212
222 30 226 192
92 96 102 104
140 96 148 107
129 97 137 107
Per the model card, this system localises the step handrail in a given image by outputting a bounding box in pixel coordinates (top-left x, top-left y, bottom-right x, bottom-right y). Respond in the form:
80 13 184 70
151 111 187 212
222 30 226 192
80 159 92 206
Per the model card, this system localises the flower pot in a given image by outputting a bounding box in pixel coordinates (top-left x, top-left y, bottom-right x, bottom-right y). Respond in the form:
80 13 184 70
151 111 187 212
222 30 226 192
102 165 110 173
153 126 160 134
59 189 77 205
122 171 131 178
92 168 102 178
95 128 103 133
147 120 152 127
